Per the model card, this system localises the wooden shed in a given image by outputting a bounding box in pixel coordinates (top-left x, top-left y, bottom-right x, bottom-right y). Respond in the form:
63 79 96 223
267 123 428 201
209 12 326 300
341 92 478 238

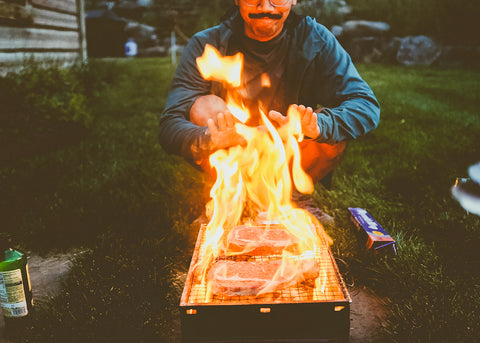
0 0 87 75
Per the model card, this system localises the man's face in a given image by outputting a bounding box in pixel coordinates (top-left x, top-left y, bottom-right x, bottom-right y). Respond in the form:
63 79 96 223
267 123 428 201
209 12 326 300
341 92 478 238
235 0 297 42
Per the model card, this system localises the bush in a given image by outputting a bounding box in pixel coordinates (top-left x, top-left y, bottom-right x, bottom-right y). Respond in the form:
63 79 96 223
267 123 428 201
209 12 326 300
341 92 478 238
0 61 94 143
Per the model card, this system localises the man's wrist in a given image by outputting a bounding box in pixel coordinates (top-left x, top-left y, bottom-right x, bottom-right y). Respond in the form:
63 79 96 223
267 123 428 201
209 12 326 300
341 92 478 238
203 128 216 151
190 127 216 161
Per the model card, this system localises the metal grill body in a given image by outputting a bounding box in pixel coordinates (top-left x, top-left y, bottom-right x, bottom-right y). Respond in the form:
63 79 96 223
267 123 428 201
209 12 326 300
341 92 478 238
180 225 351 342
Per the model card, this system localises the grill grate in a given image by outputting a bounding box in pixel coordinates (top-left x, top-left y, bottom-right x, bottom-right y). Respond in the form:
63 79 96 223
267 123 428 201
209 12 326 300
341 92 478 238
182 225 350 306
180 224 352 342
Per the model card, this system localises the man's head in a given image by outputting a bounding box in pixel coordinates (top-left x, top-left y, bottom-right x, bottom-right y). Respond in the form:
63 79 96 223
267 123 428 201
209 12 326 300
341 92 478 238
235 0 297 42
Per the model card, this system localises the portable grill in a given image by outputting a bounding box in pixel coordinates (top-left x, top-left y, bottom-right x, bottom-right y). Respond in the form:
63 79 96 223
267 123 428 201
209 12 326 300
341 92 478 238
180 224 351 342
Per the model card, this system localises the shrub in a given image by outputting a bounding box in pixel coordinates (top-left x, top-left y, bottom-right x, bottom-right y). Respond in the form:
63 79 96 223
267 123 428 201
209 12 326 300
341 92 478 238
0 61 94 143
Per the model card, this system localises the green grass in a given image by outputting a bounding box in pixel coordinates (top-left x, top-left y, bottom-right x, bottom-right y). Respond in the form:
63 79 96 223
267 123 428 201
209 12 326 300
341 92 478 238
316 65 480 342
1 59 479 342
1 58 209 342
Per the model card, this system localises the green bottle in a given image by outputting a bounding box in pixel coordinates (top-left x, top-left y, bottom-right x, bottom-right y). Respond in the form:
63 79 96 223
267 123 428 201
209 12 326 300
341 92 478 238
0 242 34 337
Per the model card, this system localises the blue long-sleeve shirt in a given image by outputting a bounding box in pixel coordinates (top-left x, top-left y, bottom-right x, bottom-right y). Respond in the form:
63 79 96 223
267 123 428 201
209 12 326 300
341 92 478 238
159 9 380 161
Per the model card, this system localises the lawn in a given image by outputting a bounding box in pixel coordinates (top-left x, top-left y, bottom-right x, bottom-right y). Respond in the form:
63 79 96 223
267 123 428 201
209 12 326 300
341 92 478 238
1 58 479 342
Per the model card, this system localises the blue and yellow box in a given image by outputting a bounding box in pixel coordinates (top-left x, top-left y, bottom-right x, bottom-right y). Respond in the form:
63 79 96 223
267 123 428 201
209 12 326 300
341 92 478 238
348 207 396 255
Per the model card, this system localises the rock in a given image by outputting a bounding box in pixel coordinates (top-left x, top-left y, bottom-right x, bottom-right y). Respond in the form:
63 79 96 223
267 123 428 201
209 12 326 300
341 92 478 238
397 35 442 66
381 37 403 64
342 20 390 37
0 250 87 342
437 46 480 68
124 21 158 48
295 0 351 24
331 25 343 38
27 254 74 299
337 20 391 63
341 36 386 63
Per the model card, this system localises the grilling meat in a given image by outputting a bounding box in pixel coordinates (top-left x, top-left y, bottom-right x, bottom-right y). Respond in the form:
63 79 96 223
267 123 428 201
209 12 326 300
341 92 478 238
225 225 299 256
207 259 319 296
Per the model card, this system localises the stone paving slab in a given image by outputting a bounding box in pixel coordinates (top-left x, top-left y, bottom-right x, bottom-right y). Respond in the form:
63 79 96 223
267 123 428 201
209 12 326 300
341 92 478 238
0 251 76 342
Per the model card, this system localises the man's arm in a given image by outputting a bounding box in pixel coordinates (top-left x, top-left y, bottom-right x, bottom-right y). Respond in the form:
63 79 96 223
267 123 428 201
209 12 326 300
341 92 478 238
190 94 246 152
158 35 215 160
269 105 320 140
159 34 245 162
309 25 380 144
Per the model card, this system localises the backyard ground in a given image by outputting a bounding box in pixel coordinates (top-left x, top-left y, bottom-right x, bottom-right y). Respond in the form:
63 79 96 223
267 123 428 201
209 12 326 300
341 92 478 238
1 58 479 342
0 249 387 342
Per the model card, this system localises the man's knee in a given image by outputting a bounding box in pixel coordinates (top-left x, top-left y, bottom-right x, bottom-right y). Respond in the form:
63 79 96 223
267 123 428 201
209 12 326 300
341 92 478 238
299 141 347 183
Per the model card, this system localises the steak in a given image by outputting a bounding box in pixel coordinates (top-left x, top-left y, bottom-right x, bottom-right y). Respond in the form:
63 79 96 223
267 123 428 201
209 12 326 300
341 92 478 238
207 258 319 296
225 225 299 256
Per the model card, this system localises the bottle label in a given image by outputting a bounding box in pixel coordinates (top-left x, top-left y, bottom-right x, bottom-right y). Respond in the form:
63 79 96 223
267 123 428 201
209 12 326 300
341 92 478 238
0 269 28 317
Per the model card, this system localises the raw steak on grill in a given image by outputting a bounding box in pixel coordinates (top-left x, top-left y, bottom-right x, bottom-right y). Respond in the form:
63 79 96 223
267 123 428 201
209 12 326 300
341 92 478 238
224 225 299 256
207 258 319 296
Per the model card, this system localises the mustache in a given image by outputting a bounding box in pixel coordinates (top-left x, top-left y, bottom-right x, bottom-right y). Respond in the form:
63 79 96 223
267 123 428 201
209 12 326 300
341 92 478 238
248 12 283 19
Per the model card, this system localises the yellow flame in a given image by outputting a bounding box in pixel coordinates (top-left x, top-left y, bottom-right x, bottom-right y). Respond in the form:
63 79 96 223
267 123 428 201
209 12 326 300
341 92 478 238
227 103 248 123
194 45 332 291
196 44 243 88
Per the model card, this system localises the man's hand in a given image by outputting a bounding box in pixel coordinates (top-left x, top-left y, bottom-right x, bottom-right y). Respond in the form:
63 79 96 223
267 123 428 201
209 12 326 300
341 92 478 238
269 104 320 140
296 105 321 139
190 94 245 151
207 111 246 150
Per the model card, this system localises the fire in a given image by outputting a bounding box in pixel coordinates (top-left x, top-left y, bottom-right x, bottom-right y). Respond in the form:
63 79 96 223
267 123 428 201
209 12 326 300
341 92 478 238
195 45 332 297
261 73 271 88
196 44 243 88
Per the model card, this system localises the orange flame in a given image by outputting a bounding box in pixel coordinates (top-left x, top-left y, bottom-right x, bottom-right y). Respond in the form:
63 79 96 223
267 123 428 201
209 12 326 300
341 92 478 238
261 73 271 88
194 45 332 294
197 44 243 88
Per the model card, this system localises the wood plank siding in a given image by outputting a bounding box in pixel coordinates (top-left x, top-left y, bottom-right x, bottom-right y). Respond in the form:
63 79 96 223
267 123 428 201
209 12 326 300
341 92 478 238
0 0 86 75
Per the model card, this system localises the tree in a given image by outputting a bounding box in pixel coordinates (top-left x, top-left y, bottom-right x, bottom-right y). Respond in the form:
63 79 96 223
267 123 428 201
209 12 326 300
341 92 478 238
148 0 234 41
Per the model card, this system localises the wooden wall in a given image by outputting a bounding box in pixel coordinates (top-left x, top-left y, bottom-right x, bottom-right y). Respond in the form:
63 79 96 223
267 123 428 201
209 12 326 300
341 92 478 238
0 0 87 75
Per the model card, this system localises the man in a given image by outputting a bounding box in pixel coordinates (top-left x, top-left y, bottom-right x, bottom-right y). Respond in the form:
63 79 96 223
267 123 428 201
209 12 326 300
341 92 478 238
159 0 380 190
